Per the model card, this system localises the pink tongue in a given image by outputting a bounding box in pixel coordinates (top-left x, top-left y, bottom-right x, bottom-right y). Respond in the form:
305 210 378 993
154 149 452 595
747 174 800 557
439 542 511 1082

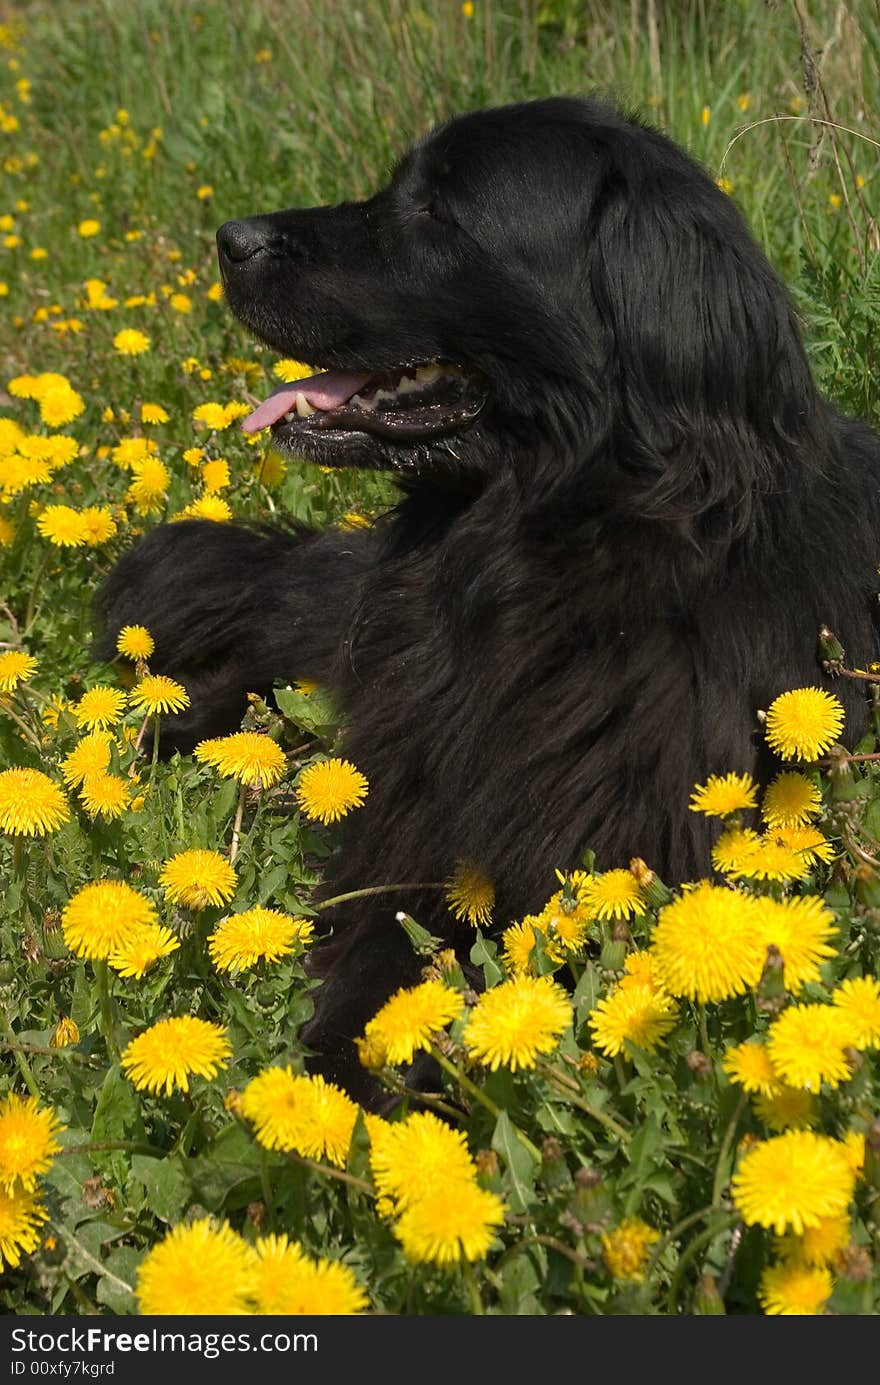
241 370 373 434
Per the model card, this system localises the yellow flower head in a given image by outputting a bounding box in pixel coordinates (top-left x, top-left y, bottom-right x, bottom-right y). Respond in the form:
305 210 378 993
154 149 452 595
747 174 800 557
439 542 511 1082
0 1094 63 1193
159 848 237 910
369 1111 477 1210
765 687 845 761
0 767 70 837
445 859 495 927
463 974 571 1071
832 975 880 1049
722 1040 779 1097
650 882 765 1003
753 1085 817 1133
79 773 130 820
0 1186 48 1271
273 359 315 383
252 1234 367 1315
108 923 180 979
732 1130 856 1235
778 1212 850 1268
129 674 190 716
201 458 231 491
208 907 313 973
501 918 547 974
116 625 154 661
758 1261 833 1315
358 979 465 1069
177 494 232 522
588 982 678 1058
393 1180 505 1265
579 868 646 921
0 650 37 692
761 772 822 827
61 730 113 787
113 328 151 355
240 1067 358 1168
36 504 89 548
121 1016 232 1096
140 402 169 424
295 757 368 823
80 507 117 546
601 1217 660 1282
194 731 285 786
126 457 170 514
755 894 837 993
136 1219 256 1315
50 1017 80 1049
724 835 810 883
689 771 758 817
39 385 84 428
63 880 158 960
72 685 126 730
711 826 760 875
767 1003 857 1090
77 219 100 237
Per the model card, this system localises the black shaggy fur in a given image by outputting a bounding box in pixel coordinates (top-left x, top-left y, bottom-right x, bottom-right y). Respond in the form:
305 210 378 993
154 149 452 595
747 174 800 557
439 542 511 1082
96 97 880 1103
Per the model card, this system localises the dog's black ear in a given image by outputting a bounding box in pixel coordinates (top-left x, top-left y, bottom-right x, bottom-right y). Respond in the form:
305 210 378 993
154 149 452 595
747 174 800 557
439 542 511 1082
587 166 823 527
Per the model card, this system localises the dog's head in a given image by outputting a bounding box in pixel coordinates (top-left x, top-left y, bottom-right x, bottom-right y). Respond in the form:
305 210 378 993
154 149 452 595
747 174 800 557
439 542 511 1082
219 97 818 504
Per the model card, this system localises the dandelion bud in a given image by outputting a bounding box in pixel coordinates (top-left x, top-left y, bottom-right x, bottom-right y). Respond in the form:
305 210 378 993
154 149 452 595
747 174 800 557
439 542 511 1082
693 1272 726 1315
600 939 627 973
755 944 788 1014
541 1137 572 1191
835 1244 873 1283
818 625 846 675
629 858 673 908
474 1148 499 1177
686 1049 712 1078
826 746 860 801
50 1016 80 1048
571 1165 609 1226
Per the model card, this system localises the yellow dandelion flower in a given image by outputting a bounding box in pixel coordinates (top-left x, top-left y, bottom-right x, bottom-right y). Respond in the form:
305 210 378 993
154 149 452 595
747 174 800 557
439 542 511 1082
722 1040 779 1097
0 515 15 547
208 908 313 973
295 757 368 823
170 293 192 314
36 504 89 547
588 982 678 1058
192 402 231 430
768 1003 857 1090
136 1219 256 1316
393 1181 505 1265
832 975 880 1048
0 1094 62 1193
710 827 756 875
369 1111 477 1209
601 1217 660 1282
240 1068 358 1168
756 895 838 993
753 1085 817 1132
725 835 810 883
761 772 822 827
840 1130 865 1177
61 730 113 787
126 457 170 514
113 328 151 355
464 974 571 1071
182 447 204 467
77 219 100 237
273 359 315 383
194 730 285 786
39 385 84 428
116 625 154 661
72 686 126 730
0 767 69 837
79 772 130 820
773 824 835 867
159 848 237 910
79 506 117 546
62 879 158 960
732 1130 855 1235
536 882 593 952
358 979 465 1068
121 1016 231 1096
111 436 157 469
580 868 645 921
758 1262 833 1315
129 674 190 716
778 1213 850 1267
0 1186 47 1271
650 882 766 1002
619 951 665 991
0 650 37 692
49 1017 80 1049
177 494 232 522
254 449 286 485
200 458 230 491
501 918 545 973
765 687 845 761
140 402 169 424
252 1234 367 1315
445 859 495 926
108 923 180 979
689 771 758 817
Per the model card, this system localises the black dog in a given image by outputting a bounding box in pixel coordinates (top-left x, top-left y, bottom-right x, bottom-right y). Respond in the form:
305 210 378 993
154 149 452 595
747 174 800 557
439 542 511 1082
96 97 880 1101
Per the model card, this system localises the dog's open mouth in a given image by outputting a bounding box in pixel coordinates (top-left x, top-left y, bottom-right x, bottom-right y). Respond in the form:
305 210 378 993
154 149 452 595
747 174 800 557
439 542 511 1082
242 362 487 443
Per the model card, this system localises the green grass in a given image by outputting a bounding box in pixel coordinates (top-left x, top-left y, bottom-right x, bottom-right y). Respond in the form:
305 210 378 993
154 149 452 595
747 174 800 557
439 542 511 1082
1 0 880 1320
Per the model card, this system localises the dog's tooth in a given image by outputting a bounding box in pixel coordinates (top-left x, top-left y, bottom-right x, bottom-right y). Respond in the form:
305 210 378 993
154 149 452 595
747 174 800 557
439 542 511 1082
373 388 395 405
415 364 443 385
294 392 316 418
350 393 376 411
397 374 419 394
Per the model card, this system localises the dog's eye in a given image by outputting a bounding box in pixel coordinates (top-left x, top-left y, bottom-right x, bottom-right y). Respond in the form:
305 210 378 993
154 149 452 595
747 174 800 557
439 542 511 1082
419 199 452 226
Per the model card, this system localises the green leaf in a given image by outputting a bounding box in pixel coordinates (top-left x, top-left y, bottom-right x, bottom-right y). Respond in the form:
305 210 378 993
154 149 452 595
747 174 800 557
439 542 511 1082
274 684 340 741
96 1246 142 1314
491 1110 537 1214
470 930 503 988
129 1153 190 1224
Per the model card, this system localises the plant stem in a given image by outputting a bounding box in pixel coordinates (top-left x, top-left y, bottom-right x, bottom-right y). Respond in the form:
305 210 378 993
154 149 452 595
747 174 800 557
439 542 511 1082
287 1151 374 1195
0 1012 41 1098
229 783 246 863
712 1092 748 1208
461 1260 485 1315
429 1045 542 1162
665 1212 738 1315
539 1063 631 1141
95 960 119 1061
316 882 445 911
59 1139 165 1158
23 550 50 635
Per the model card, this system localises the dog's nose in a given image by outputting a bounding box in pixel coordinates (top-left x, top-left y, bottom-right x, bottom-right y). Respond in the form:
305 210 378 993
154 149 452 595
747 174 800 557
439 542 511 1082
216 219 270 266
